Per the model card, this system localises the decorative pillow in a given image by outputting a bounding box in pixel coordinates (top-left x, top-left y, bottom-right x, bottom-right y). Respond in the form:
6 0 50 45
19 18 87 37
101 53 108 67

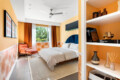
69 43 78 50
62 43 71 48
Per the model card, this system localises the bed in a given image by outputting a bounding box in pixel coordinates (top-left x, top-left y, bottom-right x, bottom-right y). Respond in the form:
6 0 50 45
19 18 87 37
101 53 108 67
39 35 80 70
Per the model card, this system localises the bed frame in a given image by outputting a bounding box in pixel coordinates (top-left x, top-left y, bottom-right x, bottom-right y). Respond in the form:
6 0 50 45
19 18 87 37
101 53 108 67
56 34 79 65
66 34 78 44
56 58 78 66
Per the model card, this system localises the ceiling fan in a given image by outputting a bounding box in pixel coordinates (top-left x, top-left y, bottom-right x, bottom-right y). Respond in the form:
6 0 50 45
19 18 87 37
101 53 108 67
49 9 63 18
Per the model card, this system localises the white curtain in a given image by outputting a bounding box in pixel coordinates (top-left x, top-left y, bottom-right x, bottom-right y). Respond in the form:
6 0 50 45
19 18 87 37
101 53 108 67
48 25 52 48
32 24 36 49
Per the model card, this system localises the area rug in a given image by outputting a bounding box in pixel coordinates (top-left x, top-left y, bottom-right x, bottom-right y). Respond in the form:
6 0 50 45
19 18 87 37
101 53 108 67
58 73 78 80
28 57 78 80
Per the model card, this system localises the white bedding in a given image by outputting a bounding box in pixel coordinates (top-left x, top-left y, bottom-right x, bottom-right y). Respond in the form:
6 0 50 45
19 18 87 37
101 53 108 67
53 48 79 60
39 47 79 70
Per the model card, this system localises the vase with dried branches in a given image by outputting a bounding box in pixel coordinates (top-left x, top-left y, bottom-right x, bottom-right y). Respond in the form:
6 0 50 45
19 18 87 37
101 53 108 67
118 0 120 11
108 52 118 70
104 52 110 68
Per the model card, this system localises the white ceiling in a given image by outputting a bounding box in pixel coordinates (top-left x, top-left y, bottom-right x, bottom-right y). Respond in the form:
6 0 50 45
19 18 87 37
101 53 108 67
10 0 78 25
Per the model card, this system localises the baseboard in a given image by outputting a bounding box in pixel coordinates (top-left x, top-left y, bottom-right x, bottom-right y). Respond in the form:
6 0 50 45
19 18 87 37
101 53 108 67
6 60 18 80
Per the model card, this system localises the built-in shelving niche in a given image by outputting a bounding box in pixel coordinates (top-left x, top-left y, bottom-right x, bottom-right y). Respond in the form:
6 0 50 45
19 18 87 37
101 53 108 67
86 0 120 79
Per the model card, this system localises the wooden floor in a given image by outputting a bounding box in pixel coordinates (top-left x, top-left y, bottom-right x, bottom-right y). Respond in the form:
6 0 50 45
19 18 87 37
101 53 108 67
10 57 31 80
10 55 78 80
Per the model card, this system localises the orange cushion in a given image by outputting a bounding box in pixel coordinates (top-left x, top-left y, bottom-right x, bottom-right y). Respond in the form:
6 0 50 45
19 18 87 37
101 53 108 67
19 44 28 54
26 49 38 54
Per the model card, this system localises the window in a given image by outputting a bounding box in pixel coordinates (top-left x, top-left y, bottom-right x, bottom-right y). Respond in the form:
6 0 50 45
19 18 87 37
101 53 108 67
36 27 49 42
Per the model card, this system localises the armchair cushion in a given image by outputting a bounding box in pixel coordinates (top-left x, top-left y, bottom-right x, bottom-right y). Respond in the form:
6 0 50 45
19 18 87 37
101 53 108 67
19 44 38 55
26 49 38 54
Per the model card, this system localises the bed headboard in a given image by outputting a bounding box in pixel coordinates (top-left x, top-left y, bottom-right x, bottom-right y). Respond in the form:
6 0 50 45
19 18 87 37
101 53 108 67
65 34 78 44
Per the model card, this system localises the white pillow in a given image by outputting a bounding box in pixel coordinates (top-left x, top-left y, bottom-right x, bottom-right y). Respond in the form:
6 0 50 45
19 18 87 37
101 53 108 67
62 43 70 48
69 43 78 50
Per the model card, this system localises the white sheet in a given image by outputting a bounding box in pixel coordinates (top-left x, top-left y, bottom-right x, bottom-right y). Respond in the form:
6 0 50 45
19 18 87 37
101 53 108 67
53 48 79 60
39 47 79 70
39 48 65 70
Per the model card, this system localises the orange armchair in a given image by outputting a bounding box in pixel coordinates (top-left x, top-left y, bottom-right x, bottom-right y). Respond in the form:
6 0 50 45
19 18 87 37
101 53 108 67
18 44 38 55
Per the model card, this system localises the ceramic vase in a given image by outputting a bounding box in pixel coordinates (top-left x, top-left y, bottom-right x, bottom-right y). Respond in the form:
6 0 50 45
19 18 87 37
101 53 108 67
91 51 100 65
102 8 107 15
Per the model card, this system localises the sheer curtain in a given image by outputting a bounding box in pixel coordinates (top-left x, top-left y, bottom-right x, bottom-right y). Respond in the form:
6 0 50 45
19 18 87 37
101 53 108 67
32 24 36 49
48 25 52 48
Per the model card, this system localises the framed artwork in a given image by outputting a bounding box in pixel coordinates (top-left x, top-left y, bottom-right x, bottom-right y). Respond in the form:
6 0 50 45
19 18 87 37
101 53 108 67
91 31 99 42
12 21 17 38
4 10 12 38
87 27 99 42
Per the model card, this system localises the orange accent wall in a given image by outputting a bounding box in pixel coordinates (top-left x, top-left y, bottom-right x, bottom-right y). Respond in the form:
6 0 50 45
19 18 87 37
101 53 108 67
95 1 119 40
0 0 18 79
0 0 18 51
87 2 120 39
18 22 25 43
60 16 78 43
87 3 99 20
98 22 120 40
99 1 118 14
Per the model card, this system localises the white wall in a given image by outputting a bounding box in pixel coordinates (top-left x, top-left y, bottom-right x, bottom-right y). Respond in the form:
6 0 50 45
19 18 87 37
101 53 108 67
10 0 25 21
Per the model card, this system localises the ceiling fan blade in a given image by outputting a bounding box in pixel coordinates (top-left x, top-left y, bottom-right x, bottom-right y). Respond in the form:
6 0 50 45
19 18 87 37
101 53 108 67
49 15 52 18
49 9 63 18
52 12 63 15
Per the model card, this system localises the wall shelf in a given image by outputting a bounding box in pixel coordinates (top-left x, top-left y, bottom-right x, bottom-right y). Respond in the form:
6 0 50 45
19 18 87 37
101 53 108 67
87 11 120 25
87 42 120 47
87 60 120 79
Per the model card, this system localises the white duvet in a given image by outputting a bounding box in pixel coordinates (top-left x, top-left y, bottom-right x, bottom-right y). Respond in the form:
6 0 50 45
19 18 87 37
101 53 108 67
39 47 79 70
